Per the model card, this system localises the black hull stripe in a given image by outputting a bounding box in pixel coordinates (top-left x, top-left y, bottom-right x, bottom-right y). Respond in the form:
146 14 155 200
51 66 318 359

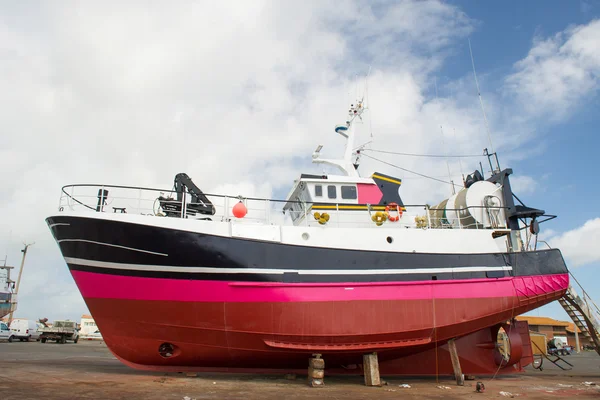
48 216 515 269
47 215 569 279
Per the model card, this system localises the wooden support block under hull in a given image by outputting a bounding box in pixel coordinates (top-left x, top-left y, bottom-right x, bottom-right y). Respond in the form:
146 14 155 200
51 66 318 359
448 339 464 386
308 354 325 387
363 353 381 386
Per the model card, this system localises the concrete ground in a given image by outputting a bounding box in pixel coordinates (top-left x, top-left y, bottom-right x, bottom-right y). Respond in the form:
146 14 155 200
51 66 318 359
1 340 599 399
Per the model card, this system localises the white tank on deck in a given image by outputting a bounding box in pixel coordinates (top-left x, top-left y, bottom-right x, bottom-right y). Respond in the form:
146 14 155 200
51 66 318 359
430 181 506 229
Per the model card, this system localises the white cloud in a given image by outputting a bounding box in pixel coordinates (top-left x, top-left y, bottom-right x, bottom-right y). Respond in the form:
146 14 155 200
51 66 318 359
0 1 480 321
538 228 557 240
1 3 597 322
338 0 475 76
509 175 538 195
549 218 600 267
505 19 600 121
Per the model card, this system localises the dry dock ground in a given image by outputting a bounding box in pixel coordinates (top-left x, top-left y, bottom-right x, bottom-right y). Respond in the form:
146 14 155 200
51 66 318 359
1 341 599 399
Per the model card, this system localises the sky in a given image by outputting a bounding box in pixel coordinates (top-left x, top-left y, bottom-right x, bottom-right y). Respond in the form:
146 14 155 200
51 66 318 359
1 0 599 324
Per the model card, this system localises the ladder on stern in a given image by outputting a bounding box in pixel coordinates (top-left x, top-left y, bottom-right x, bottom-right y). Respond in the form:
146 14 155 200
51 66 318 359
559 276 600 356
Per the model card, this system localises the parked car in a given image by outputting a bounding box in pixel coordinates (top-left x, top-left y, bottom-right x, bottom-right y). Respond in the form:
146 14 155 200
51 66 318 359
0 321 15 342
10 319 41 342
86 329 103 340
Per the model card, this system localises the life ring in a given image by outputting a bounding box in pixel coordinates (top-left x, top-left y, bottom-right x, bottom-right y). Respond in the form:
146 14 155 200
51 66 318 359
385 202 403 222
371 211 387 226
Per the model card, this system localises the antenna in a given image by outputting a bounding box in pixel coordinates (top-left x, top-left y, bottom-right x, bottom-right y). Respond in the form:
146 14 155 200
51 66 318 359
435 77 455 195
454 128 466 185
447 84 466 186
313 69 373 177
441 125 455 195
365 66 374 139
364 66 372 89
4 228 12 267
469 38 499 173
355 73 359 103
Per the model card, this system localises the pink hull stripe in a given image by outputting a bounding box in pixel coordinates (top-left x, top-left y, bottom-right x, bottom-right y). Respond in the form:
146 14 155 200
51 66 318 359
70 271 569 303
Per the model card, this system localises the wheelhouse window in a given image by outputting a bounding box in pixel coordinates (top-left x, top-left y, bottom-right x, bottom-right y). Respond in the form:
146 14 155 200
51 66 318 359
341 185 357 199
327 185 337 199
314 185 323 197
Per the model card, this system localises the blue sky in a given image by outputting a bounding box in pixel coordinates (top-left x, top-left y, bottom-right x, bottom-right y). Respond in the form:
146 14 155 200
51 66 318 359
443 1 600 319
410 1 600 320
0 1 599 323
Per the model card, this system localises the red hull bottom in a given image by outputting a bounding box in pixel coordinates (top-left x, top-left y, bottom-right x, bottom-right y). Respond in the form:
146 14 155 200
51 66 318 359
107 322 533 376
85 293 556 375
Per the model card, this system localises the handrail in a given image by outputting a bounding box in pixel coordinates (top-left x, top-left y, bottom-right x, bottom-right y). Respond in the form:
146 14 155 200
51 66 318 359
569 272 600 317
60 183 510 210
57 183 510 231
538 240 600 317
562 292 600 356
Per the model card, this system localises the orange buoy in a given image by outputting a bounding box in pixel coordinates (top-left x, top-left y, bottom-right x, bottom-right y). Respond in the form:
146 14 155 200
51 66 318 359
232 201 247 218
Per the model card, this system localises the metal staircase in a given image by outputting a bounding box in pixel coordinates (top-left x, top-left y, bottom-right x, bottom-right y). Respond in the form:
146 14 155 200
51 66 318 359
559 274 600 356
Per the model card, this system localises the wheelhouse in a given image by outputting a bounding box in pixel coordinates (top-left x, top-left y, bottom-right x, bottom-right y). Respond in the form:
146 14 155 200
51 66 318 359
282 173 401 225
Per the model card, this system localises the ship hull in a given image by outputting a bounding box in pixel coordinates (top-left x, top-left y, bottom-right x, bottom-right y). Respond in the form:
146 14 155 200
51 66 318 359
76 271 565 372
47 213 569 374
0 292 12 320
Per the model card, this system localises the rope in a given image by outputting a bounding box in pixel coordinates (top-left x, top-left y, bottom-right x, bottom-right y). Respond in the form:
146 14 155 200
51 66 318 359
361 153 463 188
469 38 496 155
362 148 485 158
488 253 519 382
433 295 439 383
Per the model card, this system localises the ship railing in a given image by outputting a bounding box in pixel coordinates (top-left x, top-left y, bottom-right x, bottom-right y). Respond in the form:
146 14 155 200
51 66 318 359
58 184 508 230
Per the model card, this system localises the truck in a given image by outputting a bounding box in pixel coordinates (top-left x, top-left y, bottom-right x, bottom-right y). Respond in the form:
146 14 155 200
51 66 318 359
547 338 573 356
39 320 79 344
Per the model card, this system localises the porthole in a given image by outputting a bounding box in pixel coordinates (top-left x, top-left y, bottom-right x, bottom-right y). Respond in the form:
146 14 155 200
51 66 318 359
302 232 310 240
386 236 393 244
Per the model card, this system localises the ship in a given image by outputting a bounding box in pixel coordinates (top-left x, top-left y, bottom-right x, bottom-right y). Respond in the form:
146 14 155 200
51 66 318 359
0 263 16 320
46 100 568 376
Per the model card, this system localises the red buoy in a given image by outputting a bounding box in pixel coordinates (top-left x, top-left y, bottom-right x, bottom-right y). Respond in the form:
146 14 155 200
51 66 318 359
232 201 247 218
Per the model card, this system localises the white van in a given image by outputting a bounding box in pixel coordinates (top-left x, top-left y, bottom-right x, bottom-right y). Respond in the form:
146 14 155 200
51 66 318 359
10 319 41 341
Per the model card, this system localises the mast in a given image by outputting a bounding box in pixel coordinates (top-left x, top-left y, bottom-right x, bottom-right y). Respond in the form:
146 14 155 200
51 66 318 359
7 242 33 325
312 101 365 177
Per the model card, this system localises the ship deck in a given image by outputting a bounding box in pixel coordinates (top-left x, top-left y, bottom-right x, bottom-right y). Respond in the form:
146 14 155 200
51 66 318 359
2 340 599 400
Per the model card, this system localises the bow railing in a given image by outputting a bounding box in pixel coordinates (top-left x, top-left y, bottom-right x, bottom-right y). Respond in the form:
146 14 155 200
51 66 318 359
58 184 508 230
